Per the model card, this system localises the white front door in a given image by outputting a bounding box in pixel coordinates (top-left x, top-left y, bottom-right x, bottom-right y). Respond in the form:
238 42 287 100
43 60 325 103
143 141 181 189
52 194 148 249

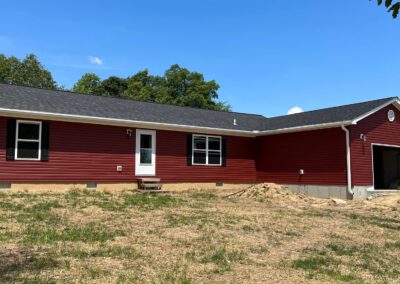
135 129 156 176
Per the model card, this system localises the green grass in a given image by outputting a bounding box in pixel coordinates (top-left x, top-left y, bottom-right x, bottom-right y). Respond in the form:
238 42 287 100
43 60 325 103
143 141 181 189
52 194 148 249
84 266 110 279
0 200 25 211
326 243 358 256
292 241 400 282
165 211 216 229
123 194 185 210
186 246 246 274
385 241 400 249
349 214 400 231
64 190 185 212
154 263 192 284
71 245 141 259
189 191 218 200
292 255 358 282
23 223 125 244
0 227 16 243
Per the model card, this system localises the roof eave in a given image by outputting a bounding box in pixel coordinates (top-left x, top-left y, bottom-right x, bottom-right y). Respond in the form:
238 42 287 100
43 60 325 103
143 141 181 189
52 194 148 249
0 108 257 137
351 98 400 124
254 121 354 136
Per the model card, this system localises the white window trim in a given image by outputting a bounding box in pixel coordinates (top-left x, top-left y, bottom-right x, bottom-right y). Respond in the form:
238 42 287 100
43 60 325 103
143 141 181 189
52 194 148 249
370 143 400 191
15 120 42 161
192 134 222 166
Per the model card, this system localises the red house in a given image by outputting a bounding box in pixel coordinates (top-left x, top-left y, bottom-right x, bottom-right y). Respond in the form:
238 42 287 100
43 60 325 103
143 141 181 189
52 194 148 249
0 83 399 199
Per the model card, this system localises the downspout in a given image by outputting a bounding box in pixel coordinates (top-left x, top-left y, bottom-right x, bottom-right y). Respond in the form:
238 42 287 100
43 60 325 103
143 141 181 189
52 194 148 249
341 125 354 196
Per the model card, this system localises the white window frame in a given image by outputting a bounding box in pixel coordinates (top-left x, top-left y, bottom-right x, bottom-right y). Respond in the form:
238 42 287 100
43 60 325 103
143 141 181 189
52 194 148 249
135 129 156 176
192 134 222 166
15 120 42 161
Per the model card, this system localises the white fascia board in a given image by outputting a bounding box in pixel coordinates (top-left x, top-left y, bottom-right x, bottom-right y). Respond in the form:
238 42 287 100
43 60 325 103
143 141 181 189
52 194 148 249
2 100 398 138
255 121 353 136
351 98 400 124
0 108 256 137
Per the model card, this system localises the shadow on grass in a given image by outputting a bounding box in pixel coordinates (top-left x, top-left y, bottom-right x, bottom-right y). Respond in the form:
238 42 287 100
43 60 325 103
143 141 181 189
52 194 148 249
0 247 64 283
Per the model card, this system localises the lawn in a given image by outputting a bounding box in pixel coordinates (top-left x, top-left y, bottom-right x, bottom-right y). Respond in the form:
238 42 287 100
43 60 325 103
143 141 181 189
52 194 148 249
0 187 400 283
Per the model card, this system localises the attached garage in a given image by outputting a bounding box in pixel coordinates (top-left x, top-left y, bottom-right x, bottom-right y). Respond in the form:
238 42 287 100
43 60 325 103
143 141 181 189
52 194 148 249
256 98 400 199
372 145 400 189
350 104 400 196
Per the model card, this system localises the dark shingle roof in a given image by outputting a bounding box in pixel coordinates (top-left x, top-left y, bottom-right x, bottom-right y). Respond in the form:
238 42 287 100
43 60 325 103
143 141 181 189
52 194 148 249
0 84 266 131
260 97 397 131
0 84 397 133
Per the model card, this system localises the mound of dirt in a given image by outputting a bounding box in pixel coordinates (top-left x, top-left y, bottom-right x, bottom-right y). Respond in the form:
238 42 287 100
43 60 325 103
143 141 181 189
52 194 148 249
228 183 317 204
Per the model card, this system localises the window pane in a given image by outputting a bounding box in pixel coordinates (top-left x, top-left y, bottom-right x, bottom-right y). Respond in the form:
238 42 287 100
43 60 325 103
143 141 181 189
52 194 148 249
208 137 221 151
17 141 39 159
193 136 206 150
193 150 206 164
18 123 40 140
208 151 221 165
140 149 152 164
140 134 152 149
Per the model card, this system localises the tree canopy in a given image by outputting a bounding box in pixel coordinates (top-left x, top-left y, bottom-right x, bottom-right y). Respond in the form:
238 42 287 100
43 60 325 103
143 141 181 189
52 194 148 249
73 64 230 111
371 0 399 18
1 53 229 111
71 73 101 95
0 54 57 89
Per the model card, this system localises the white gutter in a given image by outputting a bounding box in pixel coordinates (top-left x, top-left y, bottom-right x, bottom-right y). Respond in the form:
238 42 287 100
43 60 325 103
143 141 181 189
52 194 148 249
256 121 354 136
0 107 356 137
0 98 396 138
0 108 256 137
341 124 354 196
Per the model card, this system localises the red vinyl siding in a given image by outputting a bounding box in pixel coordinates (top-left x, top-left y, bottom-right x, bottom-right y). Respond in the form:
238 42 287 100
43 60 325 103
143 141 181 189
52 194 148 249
0 118 136 182
0 117 256 183
350 105 400 186
256 128 347 185
157 130 256 182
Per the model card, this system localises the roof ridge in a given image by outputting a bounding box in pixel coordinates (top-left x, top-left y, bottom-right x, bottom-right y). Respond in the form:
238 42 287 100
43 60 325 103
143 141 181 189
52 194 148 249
266 97 398 120
0 83 266 118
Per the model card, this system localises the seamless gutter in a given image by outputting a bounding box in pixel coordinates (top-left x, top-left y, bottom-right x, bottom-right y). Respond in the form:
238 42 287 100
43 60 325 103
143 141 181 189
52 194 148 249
1 98 397 137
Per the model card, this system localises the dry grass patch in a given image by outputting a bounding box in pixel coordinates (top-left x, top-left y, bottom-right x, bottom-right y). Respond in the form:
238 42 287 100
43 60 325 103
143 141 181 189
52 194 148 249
0 186 400 283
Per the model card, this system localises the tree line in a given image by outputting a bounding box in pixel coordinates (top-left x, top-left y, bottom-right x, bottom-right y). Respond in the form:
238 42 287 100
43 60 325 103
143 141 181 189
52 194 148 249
0 53 230 111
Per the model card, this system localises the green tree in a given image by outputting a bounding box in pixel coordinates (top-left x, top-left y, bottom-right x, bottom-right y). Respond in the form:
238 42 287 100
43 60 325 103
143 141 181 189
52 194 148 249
71 64 230 111
371 0 400 18
0 53 57 89
121 65 230 111
98 76 128 97
161 64 230 110
122 70 160 102
72 73 102 95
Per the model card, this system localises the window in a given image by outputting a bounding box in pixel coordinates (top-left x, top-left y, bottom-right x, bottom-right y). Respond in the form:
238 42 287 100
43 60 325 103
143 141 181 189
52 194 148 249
192 135 221 166
15 120 42 160
140 134 152 164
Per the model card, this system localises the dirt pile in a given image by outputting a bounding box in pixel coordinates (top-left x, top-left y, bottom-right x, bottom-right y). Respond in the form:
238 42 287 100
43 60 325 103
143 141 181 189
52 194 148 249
227 183 317 204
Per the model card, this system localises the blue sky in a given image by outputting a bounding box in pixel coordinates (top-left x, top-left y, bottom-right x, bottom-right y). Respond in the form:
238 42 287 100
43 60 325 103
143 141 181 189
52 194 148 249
0 0 399 117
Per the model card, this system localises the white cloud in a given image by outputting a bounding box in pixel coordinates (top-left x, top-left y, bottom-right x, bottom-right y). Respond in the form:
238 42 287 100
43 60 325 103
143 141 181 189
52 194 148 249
88 56 103 66
287 106 303 115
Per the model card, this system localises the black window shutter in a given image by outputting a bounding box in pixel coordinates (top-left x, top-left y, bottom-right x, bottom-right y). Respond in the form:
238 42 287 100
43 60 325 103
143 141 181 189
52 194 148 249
221 137 227 167
187 134 193 166
6 119 16 161
41 122 50 161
